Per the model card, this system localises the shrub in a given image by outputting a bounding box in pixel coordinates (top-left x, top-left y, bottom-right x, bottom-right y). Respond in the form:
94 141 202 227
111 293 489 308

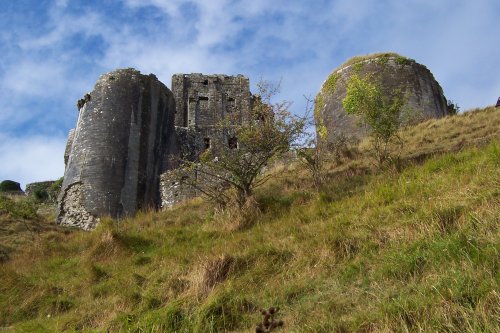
0 180 22 192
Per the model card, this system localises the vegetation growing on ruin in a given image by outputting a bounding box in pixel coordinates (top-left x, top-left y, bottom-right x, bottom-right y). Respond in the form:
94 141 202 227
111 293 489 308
313 72 340 132
343 73 408 164
1 106 499 332
314 52 417 142
173 81 305 219
336 52 408 71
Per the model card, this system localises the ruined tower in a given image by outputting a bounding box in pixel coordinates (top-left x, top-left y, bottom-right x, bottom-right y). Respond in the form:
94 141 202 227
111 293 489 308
159 74 253 208
58 69 177 230
315 53 450 145
59 71 254 228
171 73 252 152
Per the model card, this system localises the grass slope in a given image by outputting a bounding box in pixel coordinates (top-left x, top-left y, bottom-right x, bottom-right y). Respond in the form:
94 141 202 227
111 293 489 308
0 107 499 332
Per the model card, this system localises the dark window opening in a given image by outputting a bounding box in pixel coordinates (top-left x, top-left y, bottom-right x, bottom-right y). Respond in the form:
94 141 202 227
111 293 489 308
203 79 209 85
199 96 209 101
227 97 235 113
204 137 211 150
228 137 238 149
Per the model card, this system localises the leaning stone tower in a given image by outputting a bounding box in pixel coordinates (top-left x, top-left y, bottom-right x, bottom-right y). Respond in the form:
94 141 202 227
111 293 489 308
58 68 177 230
315 53 450 145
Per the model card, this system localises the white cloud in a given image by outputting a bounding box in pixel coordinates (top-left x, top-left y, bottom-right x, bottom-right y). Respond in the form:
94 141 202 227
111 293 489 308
1 60 67 97
0 0 499 185
0 134 67 190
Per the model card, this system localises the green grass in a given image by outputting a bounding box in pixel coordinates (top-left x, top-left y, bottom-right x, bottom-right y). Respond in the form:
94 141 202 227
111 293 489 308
1 108 499 332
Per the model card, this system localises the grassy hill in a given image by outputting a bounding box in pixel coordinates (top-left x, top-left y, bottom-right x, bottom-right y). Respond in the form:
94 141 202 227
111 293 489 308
0 106 499 332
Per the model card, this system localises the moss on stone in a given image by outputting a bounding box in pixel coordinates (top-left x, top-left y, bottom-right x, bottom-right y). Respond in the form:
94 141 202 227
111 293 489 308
395 55 415 67
316 121 328 139
335 52 401 71
314 93 325 120
352 62 365 73
323 73 340 94
334 52 416 73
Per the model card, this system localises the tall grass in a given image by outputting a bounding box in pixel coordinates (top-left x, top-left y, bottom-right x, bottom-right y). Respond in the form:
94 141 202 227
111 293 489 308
0 107 499 332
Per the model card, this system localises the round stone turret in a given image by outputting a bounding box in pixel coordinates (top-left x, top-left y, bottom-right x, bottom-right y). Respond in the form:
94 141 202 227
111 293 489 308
57 68 177 230
315 53 450 144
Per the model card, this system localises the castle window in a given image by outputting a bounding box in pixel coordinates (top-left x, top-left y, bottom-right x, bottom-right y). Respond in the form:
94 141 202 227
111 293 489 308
199 96 209 101
203 79 209 85
204 137 211 150
228 137 238 149
227 97 235 112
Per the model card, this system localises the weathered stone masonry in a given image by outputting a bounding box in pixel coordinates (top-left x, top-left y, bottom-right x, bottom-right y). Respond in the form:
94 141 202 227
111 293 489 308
58 69 177 229
315 54 450 145
59 70 253 228
160 74 253 208
172 73 251 153
59 55 451 230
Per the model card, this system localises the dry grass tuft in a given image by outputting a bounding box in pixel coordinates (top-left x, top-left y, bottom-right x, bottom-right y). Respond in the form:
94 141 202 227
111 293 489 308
191 254 235 297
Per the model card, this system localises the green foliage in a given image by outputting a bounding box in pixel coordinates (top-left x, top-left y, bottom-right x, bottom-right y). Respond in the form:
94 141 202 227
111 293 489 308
0 180 21 192
395 55 415 66
336 52 401 71
323 73 340 93
49 177 63 194
29 179 63 203
0 195 38 219
343 73 407 164
33 187 49 201
175 80 305 210
447 99 460 115
352 61 364 73
376 55 391 65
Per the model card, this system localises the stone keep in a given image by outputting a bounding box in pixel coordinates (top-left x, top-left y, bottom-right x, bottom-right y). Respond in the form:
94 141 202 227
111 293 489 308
315 53 450 144
58 69 177 230
171 73 252 153
159 74 253 208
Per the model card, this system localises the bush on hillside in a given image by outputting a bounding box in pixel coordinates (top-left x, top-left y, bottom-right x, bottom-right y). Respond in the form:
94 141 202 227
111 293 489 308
0 180 22 193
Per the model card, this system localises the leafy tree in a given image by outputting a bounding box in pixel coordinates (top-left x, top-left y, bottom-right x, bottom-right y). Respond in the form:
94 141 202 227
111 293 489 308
176 81 305 211
342 74 407 164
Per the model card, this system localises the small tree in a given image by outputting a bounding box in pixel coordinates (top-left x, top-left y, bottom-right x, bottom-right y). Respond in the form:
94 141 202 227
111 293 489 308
176 81 305 211
297 96 330 190
342 74 407 164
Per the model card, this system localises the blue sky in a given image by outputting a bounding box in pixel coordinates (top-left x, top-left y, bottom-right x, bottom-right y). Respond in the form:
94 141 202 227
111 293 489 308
1 0 499 189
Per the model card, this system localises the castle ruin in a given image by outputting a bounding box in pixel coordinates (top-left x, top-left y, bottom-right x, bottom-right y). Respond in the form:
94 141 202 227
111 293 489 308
58 70 252 230
59 54 451 230
315 53 451 145
172 73 251 152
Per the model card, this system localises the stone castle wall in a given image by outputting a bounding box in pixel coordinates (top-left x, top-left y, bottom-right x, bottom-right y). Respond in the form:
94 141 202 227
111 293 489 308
59 70 253 228
171 73 251 153
315 54 450 145
159 74 253 208
58 69 177 229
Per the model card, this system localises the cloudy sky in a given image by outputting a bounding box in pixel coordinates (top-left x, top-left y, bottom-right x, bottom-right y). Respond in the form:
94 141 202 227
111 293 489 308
1 0 499 189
